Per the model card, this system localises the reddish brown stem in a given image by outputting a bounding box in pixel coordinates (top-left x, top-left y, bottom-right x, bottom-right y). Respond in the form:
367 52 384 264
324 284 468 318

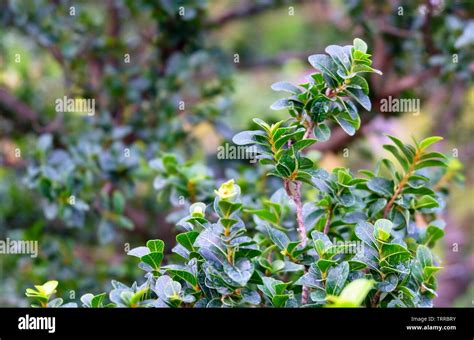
323 206 333 234
284 180 307 246
371 290 381 307
284 179 309 305
301 271 310 305
383 151 421 218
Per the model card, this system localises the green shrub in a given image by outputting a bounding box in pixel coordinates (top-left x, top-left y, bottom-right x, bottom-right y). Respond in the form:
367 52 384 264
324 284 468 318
27 38 457 308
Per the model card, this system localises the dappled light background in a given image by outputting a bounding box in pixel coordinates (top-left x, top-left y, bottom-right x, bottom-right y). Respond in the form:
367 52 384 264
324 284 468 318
0 0 472 307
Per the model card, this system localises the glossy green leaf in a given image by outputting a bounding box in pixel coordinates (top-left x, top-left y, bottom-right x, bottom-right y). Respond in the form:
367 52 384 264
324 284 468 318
176 231 199 252
418 136 443 151
271 81 302 94
326 262 349 295
313 123 331 142
141 252 164 271
147 240 165 253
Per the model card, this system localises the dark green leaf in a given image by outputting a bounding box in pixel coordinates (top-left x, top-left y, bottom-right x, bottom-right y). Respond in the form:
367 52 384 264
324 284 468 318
313 123 331 142
141 252 164 271
355 221 377 249
366 177 393 197
147 240 165 253
271 81 302 94
416 245 433 268
265 225 290 250
386 135 414 162
293 139 317 151
415 159 448 170
415 195 439 209
167 269 197 287
176 231 199 252
383 144 409 171
334 115 356 136
326 262 349 295
232 130 265 146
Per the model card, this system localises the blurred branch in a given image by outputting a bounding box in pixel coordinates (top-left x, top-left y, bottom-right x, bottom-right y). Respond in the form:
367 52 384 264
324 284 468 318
379 66 441 97
106 0 121 38
0 87 61 134
378 22 413 38
434 82 465 137
106 0 125 123
421 1 440 55
0 87 38 122
206 0 312 28
238 49 315 69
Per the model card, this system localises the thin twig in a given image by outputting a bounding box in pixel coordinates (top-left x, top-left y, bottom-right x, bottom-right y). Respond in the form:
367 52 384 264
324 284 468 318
323 206 333 234
205 0 312 28
383 150 421 218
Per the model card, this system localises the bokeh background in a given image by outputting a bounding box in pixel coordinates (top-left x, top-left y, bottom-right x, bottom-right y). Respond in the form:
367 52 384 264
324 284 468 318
0 0 472 307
